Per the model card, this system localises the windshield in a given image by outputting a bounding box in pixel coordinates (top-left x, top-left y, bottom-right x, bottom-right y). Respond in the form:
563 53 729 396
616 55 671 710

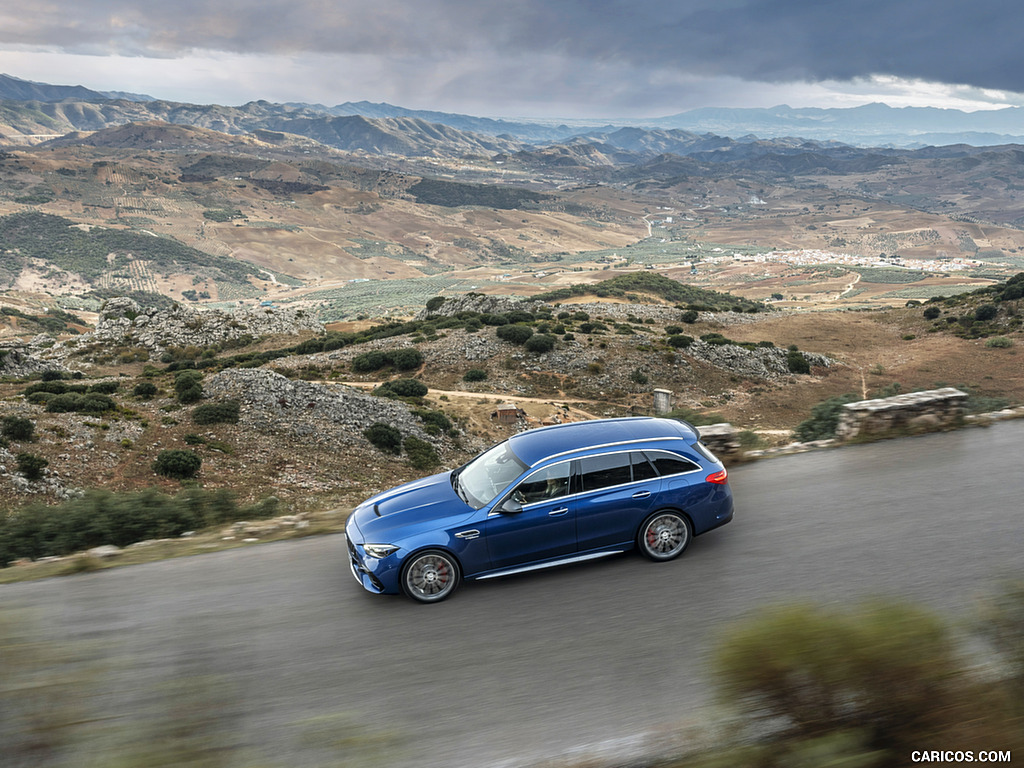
454 441 527 509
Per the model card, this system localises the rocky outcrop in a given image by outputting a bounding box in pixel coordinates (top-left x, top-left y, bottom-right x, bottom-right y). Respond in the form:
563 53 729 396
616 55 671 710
686 340 832 378
54 297 324 355
418 293 544 319
202 368 445 451
0 345 64 378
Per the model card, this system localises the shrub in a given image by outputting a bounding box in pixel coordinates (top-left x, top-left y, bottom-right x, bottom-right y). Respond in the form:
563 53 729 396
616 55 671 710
975 303 999 322
523 334 556 354
923 306 941 320
173 370 203 404
0 488 276 566
16 452 48 481
351 350 389 373
1 416 35 442
667 334 694 348
133 381 158 398
629 368 649 385
192 400 241 425
88 380 120 394
293 337 325 355
389 347 423 371
415 409 452 435
175 382 203 404
364 423 403 454
986 336 1013 348
713 600 972 757
425 296 446 313
153 449 202 479
496 324 534 345
46 392 116 414
681 310 700 324
404 436 439 470
794 393 858 441
786 350 811 374
374 378 428 398
665 325 684 335
463 368 488 382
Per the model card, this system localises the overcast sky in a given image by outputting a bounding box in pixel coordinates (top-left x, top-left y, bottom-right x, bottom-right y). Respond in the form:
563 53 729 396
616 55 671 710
0 0 1022 118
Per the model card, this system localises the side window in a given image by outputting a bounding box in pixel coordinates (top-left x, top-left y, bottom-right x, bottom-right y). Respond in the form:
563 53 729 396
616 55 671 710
631 451 658 482
646 450 701 477
579 453 632 492
511 462 571 505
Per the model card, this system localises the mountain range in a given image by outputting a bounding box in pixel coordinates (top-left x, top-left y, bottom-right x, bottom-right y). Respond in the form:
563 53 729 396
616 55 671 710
3 73 1023 148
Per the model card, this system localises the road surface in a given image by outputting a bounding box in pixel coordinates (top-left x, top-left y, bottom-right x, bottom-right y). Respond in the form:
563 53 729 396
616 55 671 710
4 420 1023 766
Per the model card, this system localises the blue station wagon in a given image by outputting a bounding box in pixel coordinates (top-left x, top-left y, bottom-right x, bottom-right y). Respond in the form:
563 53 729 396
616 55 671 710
345 417 734 602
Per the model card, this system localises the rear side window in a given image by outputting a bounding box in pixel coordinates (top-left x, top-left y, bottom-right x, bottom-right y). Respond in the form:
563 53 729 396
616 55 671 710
631 451 658 482
645 450 701 477
579 453 632 491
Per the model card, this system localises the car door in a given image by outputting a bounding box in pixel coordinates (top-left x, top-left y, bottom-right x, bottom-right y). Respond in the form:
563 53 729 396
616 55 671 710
484 461 576 570
575 451 661 552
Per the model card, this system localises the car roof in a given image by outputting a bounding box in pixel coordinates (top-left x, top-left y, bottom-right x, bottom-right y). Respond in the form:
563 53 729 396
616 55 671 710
507 417 697 467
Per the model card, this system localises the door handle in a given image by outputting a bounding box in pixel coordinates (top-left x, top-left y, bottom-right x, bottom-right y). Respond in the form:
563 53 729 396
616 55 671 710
455 530 480 539
632 491 651 499
548 507 569 516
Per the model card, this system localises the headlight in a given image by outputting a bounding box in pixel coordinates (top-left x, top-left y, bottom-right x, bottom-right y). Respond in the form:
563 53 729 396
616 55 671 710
363 544 399 559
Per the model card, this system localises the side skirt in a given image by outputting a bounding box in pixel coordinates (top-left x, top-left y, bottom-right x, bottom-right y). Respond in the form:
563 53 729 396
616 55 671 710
473 550 626 581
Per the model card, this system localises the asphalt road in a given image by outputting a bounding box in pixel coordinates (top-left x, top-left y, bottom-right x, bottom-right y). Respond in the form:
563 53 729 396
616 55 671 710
5 420 1024 767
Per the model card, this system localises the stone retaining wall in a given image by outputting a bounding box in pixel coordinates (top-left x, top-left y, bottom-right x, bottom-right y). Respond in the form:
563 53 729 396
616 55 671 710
835 387 968 441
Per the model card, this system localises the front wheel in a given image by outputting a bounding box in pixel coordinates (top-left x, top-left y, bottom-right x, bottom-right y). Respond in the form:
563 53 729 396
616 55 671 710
637 511 692 561
401 550 460 603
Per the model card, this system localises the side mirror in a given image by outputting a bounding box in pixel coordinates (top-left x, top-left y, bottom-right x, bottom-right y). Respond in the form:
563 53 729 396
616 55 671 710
498 498 523 515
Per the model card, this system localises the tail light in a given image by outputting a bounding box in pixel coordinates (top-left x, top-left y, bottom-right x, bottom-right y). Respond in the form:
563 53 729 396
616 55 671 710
706 468 728 485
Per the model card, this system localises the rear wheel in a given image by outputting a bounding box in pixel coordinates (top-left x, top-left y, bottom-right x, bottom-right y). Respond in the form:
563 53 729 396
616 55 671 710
401 550 460 603
637 511 692 561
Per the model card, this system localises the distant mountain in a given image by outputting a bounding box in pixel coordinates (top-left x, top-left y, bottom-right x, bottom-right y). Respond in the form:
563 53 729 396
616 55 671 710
290 100 588 143
0 73 153 102
641 103 1024 147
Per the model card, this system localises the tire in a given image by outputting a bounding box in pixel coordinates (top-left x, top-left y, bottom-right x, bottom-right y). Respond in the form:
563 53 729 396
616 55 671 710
637 511 692 561
401 549 461 603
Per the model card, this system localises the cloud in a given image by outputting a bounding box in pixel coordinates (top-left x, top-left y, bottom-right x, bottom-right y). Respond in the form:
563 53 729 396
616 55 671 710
1 0 1022 114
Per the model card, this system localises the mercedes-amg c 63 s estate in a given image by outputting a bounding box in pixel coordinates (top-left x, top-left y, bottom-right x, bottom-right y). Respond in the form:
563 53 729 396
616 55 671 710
345 417 734 603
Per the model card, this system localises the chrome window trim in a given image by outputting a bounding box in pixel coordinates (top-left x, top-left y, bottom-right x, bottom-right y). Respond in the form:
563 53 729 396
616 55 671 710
537 435 687 464
643 449 703 478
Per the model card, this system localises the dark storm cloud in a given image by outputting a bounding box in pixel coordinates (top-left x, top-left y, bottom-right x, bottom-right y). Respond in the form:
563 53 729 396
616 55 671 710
3 0 1021 91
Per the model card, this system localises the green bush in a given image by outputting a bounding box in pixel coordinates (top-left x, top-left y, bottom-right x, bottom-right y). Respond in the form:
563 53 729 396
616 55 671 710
496 324 534 344
88 380 120 394
133 381 158 398
1 416 34 442
364 423 403 454
786 349 811 374
524 333 556 354
389 347 423 371
975 303 999 322
350 350 388 372
174 370 204 404
404 436 439 470
923 306 941 320
463 368 488 382
192 400 241 425
45 392 116 413
986 336 1014 348
794 393 858 441
0 487 275 566
713 600 976 758
414 409 452 435
374 379 428 398
425 296 446 313
681 309 700 324
153 449 202 479
667 334 694 348
15 453 48 481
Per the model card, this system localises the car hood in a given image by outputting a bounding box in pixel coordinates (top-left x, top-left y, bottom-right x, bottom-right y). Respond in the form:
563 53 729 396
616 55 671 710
351 470 472 541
